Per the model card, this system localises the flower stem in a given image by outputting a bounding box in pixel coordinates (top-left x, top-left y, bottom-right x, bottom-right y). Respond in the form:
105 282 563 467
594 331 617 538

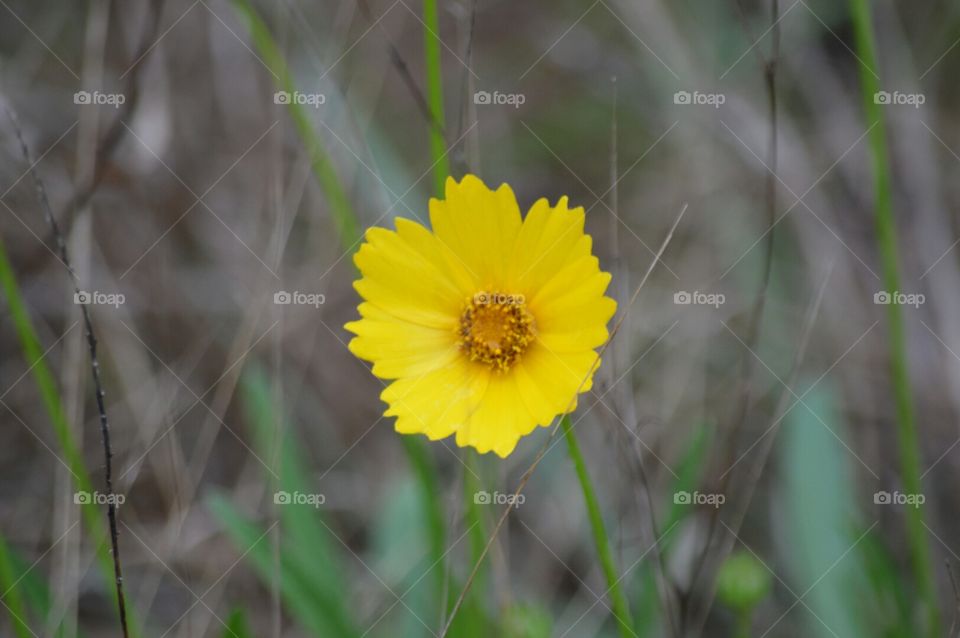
401 436 447 621
562 415 635 638
423 0 450 196
848 1 940 634
735 610 752 638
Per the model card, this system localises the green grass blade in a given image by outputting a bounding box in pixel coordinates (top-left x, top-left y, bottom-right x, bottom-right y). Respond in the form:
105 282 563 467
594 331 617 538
400 436 447 630
847 2 940 634
0 536 76 637
562 415 635 638
858 528 913 637
0 235 138 637
231 0 360 250
234 367 359 637
221 608 253 638
226 8 454 626
634 424 711 637
0 534 33 638
209 494 358 638
441 450 489 638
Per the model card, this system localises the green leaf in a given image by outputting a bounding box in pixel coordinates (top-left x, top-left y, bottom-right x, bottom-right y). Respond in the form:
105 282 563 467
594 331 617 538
221 608 253 638
779 385 874 638
209 494 358 638
502 603 552 638
208 366 359 637
0 534 36 638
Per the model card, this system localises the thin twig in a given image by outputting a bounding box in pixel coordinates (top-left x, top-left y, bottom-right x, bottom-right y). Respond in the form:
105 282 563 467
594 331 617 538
454 0 479 176
6 108 130 638
684 0 780 628
59 0 164 223
605 76 680 638
688 257 834 637
356 0 445 141
439 202 688 637
948 560 960 638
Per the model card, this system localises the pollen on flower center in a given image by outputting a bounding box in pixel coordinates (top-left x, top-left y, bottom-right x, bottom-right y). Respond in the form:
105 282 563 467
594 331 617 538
459 291 535 372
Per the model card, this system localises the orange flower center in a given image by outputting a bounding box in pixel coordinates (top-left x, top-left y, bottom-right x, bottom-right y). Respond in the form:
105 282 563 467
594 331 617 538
459 292 535 372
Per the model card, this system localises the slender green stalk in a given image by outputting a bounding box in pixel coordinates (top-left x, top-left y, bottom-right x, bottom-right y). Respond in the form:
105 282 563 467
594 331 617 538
463 451 488 594
401 436 447 623
734 610 751 638
417 6 481 631
848 2 940 635
423 0 450 196
459 450 490 637
562 416 635 638
0 535 32 638
233 6 454 635
232 0 360 248
0 236 139 636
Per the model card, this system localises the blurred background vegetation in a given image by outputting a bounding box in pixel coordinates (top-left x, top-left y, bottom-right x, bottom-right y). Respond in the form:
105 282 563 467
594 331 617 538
2 0 960 636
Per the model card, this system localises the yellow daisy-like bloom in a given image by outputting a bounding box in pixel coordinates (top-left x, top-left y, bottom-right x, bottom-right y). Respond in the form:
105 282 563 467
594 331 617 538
345 175 617 457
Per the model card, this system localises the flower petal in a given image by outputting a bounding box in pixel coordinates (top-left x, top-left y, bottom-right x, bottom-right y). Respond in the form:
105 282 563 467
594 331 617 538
455 371 537 458
353 222 465 328
507 196 592 296
383 360 488 441
531 254 617 352
346 303 459 379
429 175 522 287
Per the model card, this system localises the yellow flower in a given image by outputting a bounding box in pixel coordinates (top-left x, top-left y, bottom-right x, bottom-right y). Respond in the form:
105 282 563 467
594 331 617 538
345 175 617 457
